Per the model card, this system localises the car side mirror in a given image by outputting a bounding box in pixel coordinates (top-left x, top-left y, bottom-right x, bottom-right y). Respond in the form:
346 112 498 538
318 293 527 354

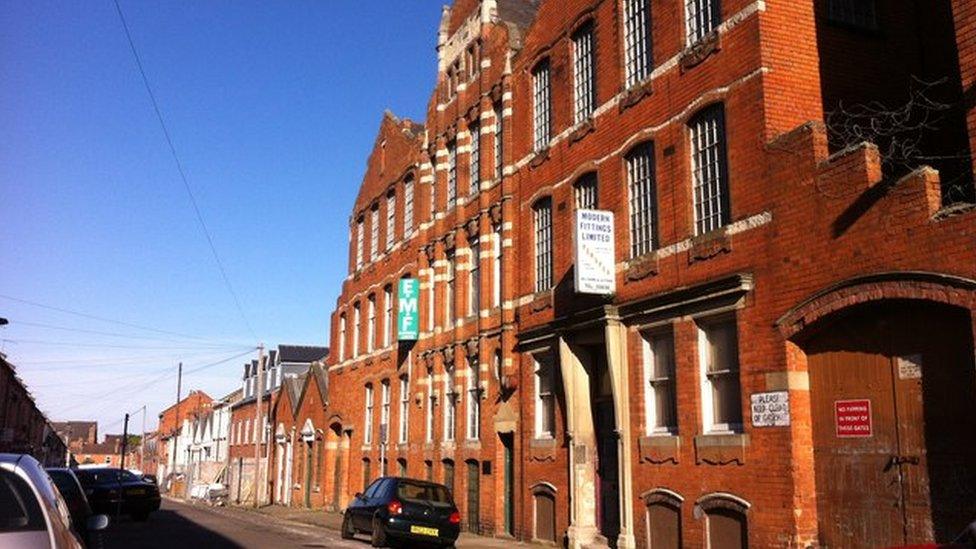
354 492 364 500
87 514 110 532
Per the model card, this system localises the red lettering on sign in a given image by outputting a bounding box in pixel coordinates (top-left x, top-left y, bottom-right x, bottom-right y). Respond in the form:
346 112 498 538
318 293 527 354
835 399 872 438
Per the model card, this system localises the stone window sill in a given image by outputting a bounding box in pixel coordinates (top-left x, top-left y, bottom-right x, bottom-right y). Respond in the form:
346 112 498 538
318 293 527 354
694 433 749 465
638 434 680 464
530 436 557 449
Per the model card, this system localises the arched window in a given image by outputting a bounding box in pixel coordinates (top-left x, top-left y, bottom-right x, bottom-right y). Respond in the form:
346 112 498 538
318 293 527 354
383 285 393 348
352 302 361 358
364 383 374 445
696 492 750 549
367 294 377 353
642 489 683 548
403 175 415 235
626 141 657 257
532 59 551 151
623 0 652 87
533 198 553 293
689 103 730 235
531 482 557 542
572 21 596 123
385 189 396 250
574 172 599 210
338 312 347 361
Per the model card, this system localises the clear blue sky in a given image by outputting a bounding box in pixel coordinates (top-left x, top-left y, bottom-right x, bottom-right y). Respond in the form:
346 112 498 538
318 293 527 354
0 1 444 436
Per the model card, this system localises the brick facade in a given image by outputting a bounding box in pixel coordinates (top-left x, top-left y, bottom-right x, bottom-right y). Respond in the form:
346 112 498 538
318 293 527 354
316 1 976 547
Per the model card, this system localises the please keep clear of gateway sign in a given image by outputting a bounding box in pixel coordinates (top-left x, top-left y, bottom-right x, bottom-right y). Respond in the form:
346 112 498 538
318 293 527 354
574 209 616 295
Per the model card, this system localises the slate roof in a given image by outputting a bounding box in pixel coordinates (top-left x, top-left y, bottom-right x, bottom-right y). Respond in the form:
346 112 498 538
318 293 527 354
219 388 243 405
277 345 329 364
52 421 97 442
283 372 307 416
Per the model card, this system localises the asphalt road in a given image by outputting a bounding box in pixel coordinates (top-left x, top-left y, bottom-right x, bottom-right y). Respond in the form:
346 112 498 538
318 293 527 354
98 499 366 549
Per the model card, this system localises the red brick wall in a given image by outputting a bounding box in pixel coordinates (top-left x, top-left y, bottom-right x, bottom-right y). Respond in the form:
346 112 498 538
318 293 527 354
319 1 976 546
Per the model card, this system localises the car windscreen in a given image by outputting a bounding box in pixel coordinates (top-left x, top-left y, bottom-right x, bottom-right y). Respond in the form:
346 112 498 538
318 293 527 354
48 471 82 501
0 469 46 532
75 469 140 486
396 481 452 505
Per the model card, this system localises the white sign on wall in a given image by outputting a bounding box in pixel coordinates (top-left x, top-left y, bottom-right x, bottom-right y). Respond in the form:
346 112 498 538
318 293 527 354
751 391 791 427
574 209 616 295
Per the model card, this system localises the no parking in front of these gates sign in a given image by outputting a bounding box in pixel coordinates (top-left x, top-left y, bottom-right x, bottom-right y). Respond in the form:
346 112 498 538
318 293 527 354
835 399 872 437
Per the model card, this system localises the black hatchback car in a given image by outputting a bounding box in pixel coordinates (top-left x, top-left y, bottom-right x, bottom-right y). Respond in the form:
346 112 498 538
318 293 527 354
47 468 95 544
74 468 160 521
342 477 460 548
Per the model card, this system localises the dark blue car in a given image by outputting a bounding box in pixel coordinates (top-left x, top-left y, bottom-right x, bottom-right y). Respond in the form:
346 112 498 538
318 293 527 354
341 476 460 548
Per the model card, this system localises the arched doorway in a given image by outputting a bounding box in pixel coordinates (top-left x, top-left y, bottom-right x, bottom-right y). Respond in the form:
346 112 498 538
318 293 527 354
800 300 976 547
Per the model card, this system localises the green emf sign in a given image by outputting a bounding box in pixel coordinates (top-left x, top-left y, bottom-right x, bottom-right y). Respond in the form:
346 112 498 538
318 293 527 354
397 278 419 341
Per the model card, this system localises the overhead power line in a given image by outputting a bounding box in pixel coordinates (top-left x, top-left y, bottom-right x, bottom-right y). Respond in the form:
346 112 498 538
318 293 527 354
8 319 248 346
15 349 238 366
44 348 256 418
0 293 238 343
111 0 257 342
2 338 247 351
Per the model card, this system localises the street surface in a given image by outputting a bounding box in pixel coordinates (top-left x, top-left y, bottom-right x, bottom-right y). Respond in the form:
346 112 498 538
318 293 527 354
97 498 517 549
100 499 370 549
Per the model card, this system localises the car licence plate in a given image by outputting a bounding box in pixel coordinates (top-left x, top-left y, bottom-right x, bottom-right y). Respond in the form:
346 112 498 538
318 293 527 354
410 525 438 537
127 489 145 496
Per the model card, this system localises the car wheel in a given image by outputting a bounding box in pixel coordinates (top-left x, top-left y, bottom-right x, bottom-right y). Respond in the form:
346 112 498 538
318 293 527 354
131 512 149 522
370 516 387 548
340 514 355 539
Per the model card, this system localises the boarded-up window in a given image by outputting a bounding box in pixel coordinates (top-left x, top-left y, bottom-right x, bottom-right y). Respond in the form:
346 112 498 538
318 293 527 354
698 495 749 549
647 502 680 548
362 458 371 492
707 508 747 548
533 487 557 542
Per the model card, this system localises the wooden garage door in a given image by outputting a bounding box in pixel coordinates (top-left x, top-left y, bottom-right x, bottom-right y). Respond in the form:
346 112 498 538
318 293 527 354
807 302 976 547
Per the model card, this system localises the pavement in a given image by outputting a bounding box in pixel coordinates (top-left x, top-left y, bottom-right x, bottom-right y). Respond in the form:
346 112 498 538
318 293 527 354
247 502 520 548
95 496 525 549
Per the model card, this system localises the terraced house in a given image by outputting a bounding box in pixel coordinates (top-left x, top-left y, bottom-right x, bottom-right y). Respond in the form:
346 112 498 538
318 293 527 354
323 1 976 548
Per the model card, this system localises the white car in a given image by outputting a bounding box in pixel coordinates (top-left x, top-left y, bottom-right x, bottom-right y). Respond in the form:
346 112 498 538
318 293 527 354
0 453 108 549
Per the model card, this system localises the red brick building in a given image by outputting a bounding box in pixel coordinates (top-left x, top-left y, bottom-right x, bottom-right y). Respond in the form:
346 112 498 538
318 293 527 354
322 1 976 548
156 389 212 480
1 355 67 466
227 346 328 505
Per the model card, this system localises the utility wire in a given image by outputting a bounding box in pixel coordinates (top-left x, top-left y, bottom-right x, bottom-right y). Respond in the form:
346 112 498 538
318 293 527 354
2 338 247 351
28 367 172 387
8 319 249 346
111 0 258 342
45 348 255 417
15 349 237 366
0 294 237 343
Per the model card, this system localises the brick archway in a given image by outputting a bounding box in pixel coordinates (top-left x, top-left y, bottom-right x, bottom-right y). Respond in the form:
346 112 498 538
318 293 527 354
776 271 976 340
